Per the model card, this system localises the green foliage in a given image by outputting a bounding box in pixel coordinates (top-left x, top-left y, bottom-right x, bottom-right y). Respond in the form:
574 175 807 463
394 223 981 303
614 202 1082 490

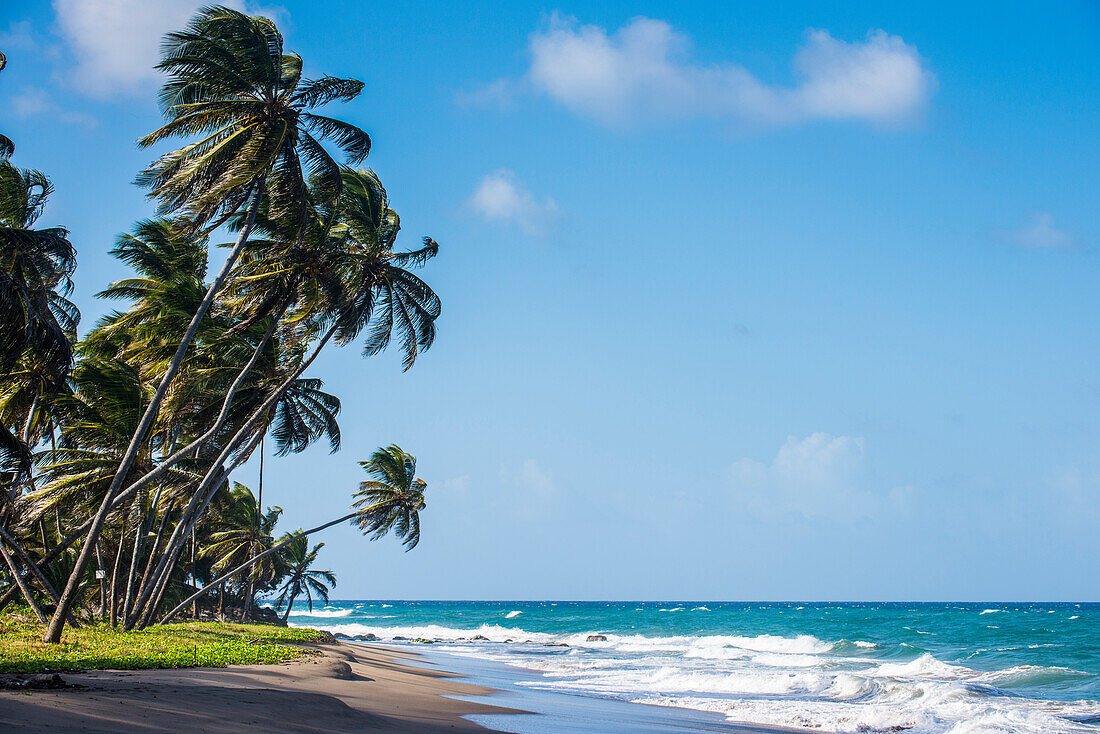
0 606 325 673
354 444 427 549
0 5 438 642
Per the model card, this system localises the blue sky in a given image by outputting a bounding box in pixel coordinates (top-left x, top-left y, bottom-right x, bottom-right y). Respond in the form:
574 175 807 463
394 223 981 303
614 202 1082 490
1 1 1098 600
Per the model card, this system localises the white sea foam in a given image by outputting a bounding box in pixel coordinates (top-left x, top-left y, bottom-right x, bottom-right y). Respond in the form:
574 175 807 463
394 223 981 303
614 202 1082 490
294 607 1099 734
980 609 1001 615
288 608 352 618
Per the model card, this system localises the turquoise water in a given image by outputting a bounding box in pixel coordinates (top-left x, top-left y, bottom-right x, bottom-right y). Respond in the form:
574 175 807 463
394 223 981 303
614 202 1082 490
286 601 1100 732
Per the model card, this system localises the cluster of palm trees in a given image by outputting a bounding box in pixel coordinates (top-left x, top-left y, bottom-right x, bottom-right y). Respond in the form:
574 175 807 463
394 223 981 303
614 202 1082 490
0 7 438 643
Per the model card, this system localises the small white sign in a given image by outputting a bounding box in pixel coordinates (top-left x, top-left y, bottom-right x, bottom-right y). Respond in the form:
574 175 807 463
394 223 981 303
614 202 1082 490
95 570 106 579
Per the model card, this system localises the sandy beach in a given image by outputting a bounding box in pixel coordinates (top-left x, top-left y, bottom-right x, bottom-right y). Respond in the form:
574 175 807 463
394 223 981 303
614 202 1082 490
0 640 522 733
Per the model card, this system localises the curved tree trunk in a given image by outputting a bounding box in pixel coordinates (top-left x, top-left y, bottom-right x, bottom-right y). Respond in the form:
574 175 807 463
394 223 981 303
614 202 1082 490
130 429 265 629
281 580 300 623
108 531 125 627
0 319 281 615
0 527 78 626
0 538 47 622
162 511 357 624
44 179 265 643
132 324 340 629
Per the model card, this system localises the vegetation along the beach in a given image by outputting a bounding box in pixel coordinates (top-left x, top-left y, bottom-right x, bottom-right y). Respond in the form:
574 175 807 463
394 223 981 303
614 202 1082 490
0 6 438 647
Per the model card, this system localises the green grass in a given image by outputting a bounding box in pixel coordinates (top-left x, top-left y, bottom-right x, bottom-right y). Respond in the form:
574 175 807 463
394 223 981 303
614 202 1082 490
0 607 328 674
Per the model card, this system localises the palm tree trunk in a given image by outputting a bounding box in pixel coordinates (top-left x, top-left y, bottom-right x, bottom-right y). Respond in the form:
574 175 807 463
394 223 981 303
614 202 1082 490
21 395 38 445
123 485 160 622
281 580 300 623
217 582 225 619
44 178 266 643
95 541 106 620
162 510 357 624
108 531 126 627
244 576 254 621
129 429 266 629
0 539 47 623
135 321 341 626
105 301 288 509
281 585 299 620
190 528 197 619
247 438 264 622
0 526 79 627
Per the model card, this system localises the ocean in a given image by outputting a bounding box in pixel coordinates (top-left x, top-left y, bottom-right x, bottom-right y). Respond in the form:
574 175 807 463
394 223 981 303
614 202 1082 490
284 600 1100 733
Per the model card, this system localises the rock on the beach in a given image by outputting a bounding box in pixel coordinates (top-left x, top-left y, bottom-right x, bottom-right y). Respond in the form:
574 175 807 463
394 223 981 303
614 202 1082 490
586 634 608 642
352 633 380 642
544 642 569 647
0 674 69 690
471 635 489 641
392 635 409 640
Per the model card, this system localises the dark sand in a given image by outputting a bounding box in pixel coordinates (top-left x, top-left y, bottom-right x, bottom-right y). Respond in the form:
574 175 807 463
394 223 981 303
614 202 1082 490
0 640 522 732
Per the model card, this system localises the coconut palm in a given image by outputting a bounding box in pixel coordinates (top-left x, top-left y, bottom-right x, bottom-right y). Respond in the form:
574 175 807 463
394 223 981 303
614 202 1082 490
132 169 439 629
0 51 13 159
47 4 372 642
273 534 334 621
0 161 78 379
163 444 427 622
0 161 79 484
351 444 426 549
201 483 282 619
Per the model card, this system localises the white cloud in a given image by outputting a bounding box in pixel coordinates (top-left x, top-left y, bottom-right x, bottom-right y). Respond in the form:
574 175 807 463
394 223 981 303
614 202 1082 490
468 169 559 236
51 0 283 98
9 86 95 126
500 459 557 518
1011 212 1075 249
477 15 934 129
728 433 908 520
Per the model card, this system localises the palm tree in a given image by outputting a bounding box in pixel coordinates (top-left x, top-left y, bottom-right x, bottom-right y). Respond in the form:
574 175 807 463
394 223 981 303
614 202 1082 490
132 169 439 629
0 160 79 484
201 483 281 619
0 51 14 159
350 444 426 549
47 5 371 643
274 534 334 621
163 444 426 622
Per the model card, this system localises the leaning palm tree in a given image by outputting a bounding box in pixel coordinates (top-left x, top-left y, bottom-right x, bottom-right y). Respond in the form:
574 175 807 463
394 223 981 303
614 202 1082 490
274 535 334 621
130 169 439 629
201 483 281 620
47 5 372 642
162 444 426 622
0 160 79 484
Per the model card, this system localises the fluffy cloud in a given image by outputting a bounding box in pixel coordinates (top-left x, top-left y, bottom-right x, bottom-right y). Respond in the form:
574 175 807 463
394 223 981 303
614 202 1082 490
51 0 281 98
9 86 95 126
729 433 910 520
1011 212 1075 249
477 15 934 129
468 169 559 236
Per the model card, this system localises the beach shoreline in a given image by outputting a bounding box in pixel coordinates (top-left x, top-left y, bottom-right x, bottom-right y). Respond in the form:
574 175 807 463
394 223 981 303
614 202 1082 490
0 639 523 733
